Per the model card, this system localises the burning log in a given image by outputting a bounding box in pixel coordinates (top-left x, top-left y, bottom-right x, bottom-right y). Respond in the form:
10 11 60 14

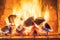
2 15 52 36
1 26 8 33
24 17 34 26
8 15 16 23
1 25 12 36
43 23 51 31
34 17 45 25
24 17 45 26
23 17 45 35
40 23 52 36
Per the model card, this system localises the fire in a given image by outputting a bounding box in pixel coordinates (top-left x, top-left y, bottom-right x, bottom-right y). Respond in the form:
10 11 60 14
4 0 51 35
12 0 42 19
11 0 42 34
23 26 33 35
42 6 50 27
44 6 49 22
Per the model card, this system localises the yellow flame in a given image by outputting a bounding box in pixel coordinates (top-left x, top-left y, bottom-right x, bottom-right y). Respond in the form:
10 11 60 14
42 6 50 26
5 0 50 35
5 18 10 25
11 0 42 32
44 6 49 22
12 0 42 19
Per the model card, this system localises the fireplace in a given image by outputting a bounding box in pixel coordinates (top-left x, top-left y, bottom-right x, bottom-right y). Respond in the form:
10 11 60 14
0 0 60 38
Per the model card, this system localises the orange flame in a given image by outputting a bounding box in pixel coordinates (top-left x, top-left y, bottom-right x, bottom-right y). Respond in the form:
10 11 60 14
44 6 49 22
11 0 42 34
43 6 50 27
5 0 51 35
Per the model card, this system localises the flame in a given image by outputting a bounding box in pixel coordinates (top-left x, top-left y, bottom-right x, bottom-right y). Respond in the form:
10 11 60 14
23 26 33 35
4 0 50 35
12 0 42 19
44 6 49 22
42 6 50 27
11 0 42 34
